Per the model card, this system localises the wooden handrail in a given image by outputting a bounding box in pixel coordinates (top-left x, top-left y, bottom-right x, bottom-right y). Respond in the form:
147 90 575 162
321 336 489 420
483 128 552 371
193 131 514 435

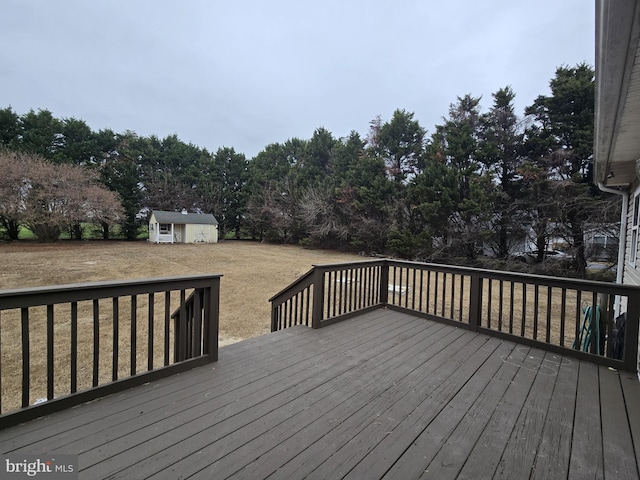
270 259 640 372
0 274 222 427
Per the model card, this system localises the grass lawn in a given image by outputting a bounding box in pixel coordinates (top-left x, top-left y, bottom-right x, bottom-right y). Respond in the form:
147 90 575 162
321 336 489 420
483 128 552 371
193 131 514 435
0 240 364 343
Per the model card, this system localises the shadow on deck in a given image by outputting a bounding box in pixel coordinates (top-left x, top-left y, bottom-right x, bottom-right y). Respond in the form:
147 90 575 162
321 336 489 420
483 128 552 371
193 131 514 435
1 308 638 479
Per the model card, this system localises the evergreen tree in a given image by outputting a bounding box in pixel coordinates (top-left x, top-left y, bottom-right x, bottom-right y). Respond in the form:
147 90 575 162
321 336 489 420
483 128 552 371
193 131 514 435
479 86 527 258
525 63 595 276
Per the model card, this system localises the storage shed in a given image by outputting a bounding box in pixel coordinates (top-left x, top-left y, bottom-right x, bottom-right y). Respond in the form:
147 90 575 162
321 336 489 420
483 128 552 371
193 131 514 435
148 210 219 244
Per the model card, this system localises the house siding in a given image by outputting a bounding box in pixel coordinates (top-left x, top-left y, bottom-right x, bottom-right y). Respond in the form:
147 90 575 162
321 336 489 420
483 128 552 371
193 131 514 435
623 181 640 287
622 181 640 375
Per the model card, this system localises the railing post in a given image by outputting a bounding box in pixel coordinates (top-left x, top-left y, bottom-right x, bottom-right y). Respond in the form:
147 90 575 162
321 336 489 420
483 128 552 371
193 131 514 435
469 273 482 332
311 267 324 329
379 261 389 306
623 292 640 372
206 277 220 362
270 305 279 332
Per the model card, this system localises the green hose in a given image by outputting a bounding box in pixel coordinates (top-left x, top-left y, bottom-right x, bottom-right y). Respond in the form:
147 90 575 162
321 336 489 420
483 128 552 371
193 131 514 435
573 305 601 355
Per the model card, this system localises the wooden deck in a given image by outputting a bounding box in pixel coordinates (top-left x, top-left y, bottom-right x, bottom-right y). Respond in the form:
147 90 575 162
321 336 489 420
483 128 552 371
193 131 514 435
1 309 639 479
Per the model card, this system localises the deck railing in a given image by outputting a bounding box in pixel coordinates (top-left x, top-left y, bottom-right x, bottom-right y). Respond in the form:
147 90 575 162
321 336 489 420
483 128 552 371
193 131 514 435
270 260 640 372
0 274 221 427
270 261 385 330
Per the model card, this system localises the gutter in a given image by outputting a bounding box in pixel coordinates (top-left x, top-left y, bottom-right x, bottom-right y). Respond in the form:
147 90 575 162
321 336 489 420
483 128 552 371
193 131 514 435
598 182 629 318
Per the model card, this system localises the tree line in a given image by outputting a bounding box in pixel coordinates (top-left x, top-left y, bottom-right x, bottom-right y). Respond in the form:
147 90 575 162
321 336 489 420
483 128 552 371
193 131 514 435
0 64 618 277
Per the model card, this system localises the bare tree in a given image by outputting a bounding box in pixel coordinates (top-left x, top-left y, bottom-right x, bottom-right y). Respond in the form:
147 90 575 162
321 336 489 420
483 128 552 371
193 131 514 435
299 185 350 245
0 150 33 239
0 151 124 242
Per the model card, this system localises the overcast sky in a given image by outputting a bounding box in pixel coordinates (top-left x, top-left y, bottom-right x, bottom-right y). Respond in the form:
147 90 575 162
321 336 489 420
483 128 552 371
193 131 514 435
1 0 594 158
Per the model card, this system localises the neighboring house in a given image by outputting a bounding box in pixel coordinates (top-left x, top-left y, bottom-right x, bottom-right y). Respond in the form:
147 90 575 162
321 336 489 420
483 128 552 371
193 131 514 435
148 209 219 244
595 0 640 372
584 223 620 262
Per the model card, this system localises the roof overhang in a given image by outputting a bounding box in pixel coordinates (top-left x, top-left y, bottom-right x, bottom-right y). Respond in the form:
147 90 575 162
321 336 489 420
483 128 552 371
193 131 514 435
595 0 640 186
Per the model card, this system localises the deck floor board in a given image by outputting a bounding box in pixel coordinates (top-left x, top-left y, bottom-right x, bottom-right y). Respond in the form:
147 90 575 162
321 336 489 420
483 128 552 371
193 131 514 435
0 309 638 480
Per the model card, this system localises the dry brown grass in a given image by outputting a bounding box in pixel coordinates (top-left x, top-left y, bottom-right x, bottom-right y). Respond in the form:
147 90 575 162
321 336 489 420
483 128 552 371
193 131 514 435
0 240 364 342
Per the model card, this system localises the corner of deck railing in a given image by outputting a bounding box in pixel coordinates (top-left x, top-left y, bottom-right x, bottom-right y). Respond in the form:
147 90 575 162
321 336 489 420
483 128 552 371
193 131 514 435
379 260 390 306
468 272 483 332
311 267 324 328
208 276 221 362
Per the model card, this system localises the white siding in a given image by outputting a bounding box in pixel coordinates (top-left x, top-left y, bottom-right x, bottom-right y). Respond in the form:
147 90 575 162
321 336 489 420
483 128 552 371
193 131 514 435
624 181 640 287
624 182 640 375
185 223 217 243
148 213 218 244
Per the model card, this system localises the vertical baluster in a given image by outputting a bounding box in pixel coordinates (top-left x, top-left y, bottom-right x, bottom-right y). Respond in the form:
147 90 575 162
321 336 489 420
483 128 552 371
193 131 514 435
349 268 355 312
305 287 311 326
21 307 29 408
179 289 187 362
343 269 348 313
533 285 540 340
411 268 417 310
362 267 367 307
404 268 410 309
546 287 552 344
486 278 492 328
441 273 447 317
435 272 440 315
276 305 282 331
352 268 358 310
509 282 515 334
357 267 363 310
498 281 504 332
333 270 342 316
164 292 170 366
427 270 432 314
591 290 599 354
450 274 456 319
575 290 582 350
131 294 138 375
521 283 527 338
331 271 338 317
70 302 78 393
399 266 404 305
340 269 346 314
338 269 344 315
113 297 119 381
418 269 424 312
372 265 377 306
460 275 466 322
373 265 379 304
193 290 202 357
93 299 100 387
560 288 567 346
368 266 374 305
148 293 154 369
47 305 54 401
185 293 192 358
391 266 397 304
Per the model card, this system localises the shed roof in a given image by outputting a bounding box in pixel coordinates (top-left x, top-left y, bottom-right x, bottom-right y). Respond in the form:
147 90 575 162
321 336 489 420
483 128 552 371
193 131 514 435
151 210 218 225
